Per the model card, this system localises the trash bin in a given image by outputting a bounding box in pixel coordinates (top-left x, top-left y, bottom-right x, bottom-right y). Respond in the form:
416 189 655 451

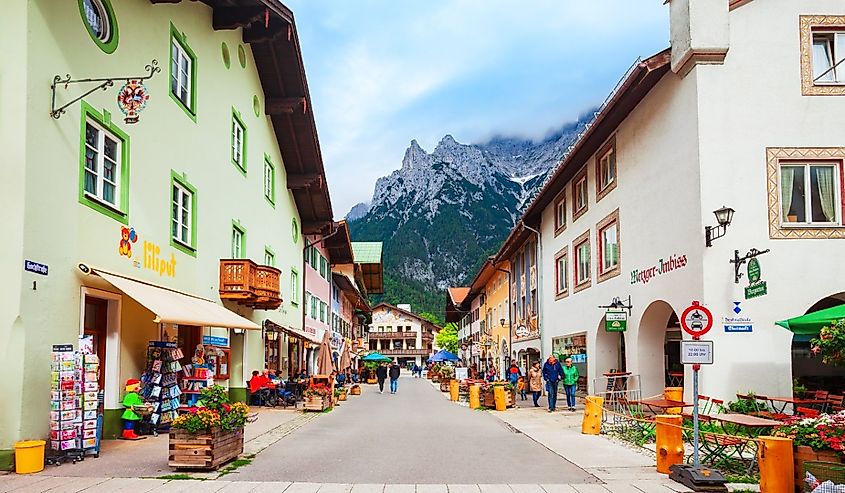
14 440 45 474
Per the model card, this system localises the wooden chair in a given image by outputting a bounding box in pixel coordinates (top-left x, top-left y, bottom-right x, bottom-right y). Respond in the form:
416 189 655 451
814 390 830 401
697 394 713 415
797 407 820 418
827 394 844 413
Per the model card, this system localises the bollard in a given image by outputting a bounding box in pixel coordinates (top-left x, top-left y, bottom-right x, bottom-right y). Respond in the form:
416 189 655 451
581 396 604 435
758 436 793 493
664 387 683 414
655 415 684 474
469 385 480 409
449 380 459 401
493 386 507 411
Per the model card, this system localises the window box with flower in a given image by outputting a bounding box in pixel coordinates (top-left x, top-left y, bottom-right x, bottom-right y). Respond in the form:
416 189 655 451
774 410 845 490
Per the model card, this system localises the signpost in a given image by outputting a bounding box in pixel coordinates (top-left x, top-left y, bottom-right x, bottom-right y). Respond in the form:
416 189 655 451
669 301 726 488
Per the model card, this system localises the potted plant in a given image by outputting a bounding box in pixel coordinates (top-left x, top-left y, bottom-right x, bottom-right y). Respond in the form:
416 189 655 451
364 362 379 384
303 386 331 411
811 319 845 366
439 365 455 392
335 388 347 402
774 411 845 490
350 383 361 395
168 385 251 470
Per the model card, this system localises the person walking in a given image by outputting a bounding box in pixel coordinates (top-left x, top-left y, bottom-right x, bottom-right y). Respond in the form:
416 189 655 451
562 357 579 411
528 361 543 407
507 362 520 386
389 360 401 394
376 362 388 394
542 354 564 412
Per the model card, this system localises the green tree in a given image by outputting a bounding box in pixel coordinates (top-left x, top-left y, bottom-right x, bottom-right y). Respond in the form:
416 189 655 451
419 311 442 326
435 323 459 354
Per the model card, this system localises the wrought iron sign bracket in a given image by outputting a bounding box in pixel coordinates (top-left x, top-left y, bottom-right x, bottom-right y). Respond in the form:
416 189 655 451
50 59 160 119
598 295 633 315
730 248 770 284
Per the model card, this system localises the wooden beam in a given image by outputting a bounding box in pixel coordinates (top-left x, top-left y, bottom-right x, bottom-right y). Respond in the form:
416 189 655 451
302 221 331 235
212 7 264 31
266 97 306 115
286 173 322 190
242 20 284 44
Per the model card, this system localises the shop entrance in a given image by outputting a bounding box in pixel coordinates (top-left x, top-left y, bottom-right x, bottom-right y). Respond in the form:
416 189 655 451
176 325 202 367
82 297 108 390
792 292 845 393
637 300 680 398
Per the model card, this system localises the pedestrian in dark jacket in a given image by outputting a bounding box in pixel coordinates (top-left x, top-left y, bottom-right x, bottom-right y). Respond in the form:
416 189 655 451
388 361 401 394
376 363 388 393
542 355 564 412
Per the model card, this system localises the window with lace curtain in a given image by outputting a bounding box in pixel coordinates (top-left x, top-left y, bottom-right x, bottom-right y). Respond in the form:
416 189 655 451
780 163 841 225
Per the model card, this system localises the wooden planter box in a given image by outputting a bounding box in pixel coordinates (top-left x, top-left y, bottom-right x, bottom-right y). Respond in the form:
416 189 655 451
367 378 377 384
304 395 330 412
168 427 243 470
338 392 348 401
481 389 516 409
794 445 843 491
432 375 440 383
350 385 361 395
440 380 452 392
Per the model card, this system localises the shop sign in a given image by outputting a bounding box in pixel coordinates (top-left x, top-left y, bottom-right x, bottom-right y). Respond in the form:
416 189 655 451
455 368 468 380
570 353 587 363
202 335 229 347
681 340 713 365
605 310 627 332
630 254 688 285
680 301 713 338
118 226 177 278
515 325 530 337
744 257 767 299
24 259 49 276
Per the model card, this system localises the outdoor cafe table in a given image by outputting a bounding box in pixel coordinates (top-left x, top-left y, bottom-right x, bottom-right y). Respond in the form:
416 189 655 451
630 398 694 415
694 413 781 474
764 396 828 414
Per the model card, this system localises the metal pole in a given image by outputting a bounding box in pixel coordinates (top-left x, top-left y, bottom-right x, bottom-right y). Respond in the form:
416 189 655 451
693 364 701 468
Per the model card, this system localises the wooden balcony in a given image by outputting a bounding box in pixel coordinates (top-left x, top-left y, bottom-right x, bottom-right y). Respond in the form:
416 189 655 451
379 349 431 356
219 259 282 310
367 332 418 339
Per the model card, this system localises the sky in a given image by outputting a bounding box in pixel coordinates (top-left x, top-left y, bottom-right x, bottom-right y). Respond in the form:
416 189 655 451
285 1 670 218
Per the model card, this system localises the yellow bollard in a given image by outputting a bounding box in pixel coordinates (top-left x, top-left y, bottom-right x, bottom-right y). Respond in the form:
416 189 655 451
655 415 684 474
449 380 459 401
758 436 794 493
664 387 683 414
581 396 604 435
469 385 480 409
493 386 507 411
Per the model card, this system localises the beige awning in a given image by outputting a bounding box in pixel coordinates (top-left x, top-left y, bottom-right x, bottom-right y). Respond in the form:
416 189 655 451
267 320 321 343
92 269 260 330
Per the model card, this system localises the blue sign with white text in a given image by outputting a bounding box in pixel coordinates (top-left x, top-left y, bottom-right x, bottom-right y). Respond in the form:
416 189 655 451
24 260 48 275
724 325 753 333
202 335 229 347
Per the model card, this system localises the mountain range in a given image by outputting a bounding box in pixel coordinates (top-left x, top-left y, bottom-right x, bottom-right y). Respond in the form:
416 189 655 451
347 112 595 323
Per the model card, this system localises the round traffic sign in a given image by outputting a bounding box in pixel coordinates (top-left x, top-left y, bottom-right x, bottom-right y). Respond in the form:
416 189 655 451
680 301 713 338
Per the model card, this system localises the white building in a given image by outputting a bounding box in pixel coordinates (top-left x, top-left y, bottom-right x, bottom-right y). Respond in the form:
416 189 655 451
369 303 439 366
519 0 845 401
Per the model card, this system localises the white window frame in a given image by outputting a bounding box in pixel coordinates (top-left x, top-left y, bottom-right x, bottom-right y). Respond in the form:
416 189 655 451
556 253 568 295
232 116 245 169
83 118 121 209
231 226 244 258
554 195 566 232
575 176 588 212
171 38 192 108
780 162 842 226
264 159 274 202
812 31 845 85
575 241 590 285
171 181 192 247
264 249 275 267
319 255 328 279
291 270 300 305
599 147 616 191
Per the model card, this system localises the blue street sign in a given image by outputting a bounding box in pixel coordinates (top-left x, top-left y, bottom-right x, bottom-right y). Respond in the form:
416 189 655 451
724 324 752 333
202 335 229 347
24 260 48 276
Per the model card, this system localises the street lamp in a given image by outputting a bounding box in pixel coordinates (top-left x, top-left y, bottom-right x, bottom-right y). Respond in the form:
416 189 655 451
704 206 735 247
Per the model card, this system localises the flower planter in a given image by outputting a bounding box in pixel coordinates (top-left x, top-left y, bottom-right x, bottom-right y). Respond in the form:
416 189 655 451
794 445 844 491
168 427 244 470
440 379 452 392
432 375 440 383
350 385 361 395
481 389 515 409
304 395 330 412
367 378 377 385
338 392 348 401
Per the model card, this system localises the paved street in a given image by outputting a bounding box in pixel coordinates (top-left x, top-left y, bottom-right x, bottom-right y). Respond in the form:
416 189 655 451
231 375 597 484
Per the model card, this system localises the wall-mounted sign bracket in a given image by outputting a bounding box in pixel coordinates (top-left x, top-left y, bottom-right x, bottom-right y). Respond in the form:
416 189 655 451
50 59 160 119
597 295 633 315
730 248 770 284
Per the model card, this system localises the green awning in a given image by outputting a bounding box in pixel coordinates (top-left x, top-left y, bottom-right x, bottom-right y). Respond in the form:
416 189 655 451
776 304 845 336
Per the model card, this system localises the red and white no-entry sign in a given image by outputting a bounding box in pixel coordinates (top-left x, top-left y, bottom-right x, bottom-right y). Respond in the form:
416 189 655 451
680 301 713 339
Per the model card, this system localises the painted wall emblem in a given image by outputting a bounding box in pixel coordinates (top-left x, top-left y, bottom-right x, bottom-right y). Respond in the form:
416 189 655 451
117 79 150 124
118 226 138 257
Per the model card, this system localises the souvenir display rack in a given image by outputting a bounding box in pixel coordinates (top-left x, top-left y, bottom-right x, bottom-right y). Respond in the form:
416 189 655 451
180 365 212 407
48 343 102 464
140 341 183 429
77 352 101 456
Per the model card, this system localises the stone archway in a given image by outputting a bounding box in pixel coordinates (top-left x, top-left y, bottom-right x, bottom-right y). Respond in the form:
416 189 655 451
595 316 626 376
637 300 679 398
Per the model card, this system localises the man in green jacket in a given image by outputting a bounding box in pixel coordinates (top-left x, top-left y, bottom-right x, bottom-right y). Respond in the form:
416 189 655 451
561 357 579 412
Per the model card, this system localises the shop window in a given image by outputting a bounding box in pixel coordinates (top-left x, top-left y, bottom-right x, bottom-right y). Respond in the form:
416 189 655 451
554 192 566 235
767 147 845 239
169 24 197 119
78 0 118 54
170 172 196 257
264 156 275 205
800 16 845 96
597 209 621 282
231 109 247 174
290 269 299 305
573 230 591 293
596 138 617 201
231 222 245 258
572 168 589 221
79 102 129 224
554 247 568 299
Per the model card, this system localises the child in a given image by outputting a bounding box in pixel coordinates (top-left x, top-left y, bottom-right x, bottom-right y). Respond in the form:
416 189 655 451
517 376 527 401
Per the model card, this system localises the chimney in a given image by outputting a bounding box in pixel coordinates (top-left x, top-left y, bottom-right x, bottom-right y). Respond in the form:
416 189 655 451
669 0 730 77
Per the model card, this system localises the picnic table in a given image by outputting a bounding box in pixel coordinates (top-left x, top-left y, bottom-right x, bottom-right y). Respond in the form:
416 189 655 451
630 398 694 415
693 413 781 474
763 396 827 414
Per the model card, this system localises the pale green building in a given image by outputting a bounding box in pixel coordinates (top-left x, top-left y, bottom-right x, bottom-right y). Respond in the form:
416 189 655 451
0 0 334 469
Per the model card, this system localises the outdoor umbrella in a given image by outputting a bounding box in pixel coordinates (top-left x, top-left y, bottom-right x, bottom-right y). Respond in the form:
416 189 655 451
428 349 460 362
776 304 845 338
361 352 391 362
339 343 351 371
317 330 335 375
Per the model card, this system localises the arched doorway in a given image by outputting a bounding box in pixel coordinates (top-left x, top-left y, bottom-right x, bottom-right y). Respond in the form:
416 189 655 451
792 292 845 393
596 316 626 376
637 300 681 397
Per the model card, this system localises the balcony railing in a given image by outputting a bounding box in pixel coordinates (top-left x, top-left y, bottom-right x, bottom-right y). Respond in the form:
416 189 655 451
367 332 418 339
219 259 282 310
378 349 431 356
